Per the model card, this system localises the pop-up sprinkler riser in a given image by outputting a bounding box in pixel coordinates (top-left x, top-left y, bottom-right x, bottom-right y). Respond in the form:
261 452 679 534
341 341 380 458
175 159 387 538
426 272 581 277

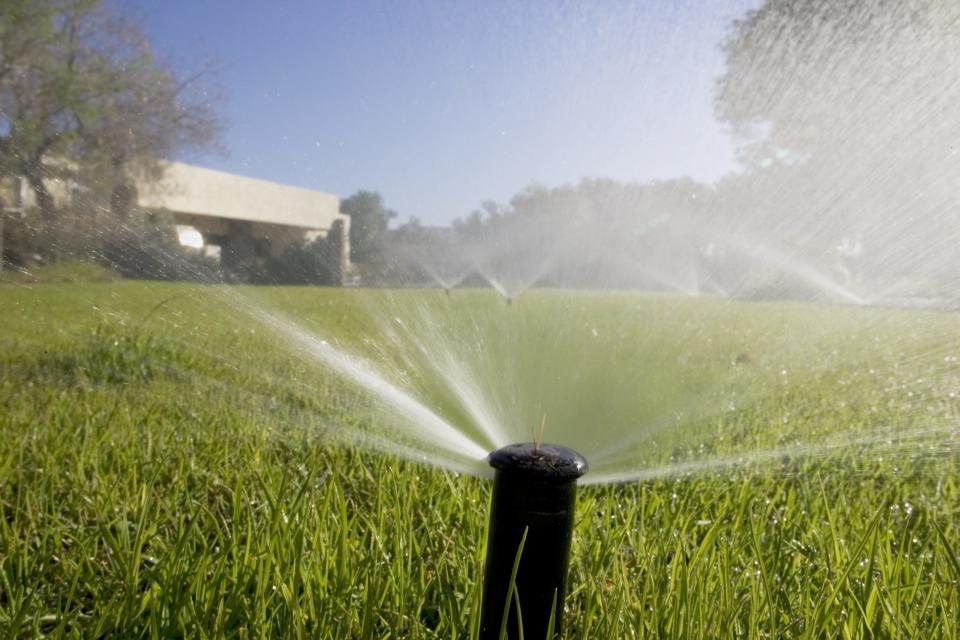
479 443 587 639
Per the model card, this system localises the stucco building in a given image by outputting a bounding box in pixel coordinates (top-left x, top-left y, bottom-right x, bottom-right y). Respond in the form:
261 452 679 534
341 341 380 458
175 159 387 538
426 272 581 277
2 160 350 282
137 161 350 281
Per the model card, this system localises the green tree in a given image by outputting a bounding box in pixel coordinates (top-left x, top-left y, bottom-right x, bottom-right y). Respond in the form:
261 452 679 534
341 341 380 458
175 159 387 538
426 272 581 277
715 0 960 285
716 0 959 164
0 0 220 220
341 190 396 267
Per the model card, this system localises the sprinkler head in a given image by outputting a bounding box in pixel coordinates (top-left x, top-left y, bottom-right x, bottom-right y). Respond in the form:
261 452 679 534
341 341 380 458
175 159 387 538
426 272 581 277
479 443 587 639
445 288 451 295
487 442 587 478
506 297 513 305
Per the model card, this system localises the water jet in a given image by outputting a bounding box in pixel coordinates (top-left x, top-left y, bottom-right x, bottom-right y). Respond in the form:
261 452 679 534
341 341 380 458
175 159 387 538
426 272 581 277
479 442 587 639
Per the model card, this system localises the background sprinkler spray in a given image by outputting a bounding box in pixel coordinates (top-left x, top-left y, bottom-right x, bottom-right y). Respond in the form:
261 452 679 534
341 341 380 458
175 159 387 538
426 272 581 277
479 442 587 639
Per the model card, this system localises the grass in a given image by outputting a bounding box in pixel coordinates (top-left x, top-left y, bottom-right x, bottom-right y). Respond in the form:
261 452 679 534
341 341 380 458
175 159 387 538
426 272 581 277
1 281 958 638
0 260 119 286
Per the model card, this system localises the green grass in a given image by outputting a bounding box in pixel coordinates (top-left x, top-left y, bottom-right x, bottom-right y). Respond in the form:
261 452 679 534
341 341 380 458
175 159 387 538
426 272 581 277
0 260 119 286
1 281 958 638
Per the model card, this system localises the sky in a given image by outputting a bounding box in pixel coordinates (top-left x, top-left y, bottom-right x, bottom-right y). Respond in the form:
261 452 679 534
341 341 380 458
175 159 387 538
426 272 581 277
128 0 759 226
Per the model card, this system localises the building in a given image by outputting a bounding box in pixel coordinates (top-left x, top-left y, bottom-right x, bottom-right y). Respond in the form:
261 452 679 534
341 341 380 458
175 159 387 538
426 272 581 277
137 161 349 280
3 160 350 282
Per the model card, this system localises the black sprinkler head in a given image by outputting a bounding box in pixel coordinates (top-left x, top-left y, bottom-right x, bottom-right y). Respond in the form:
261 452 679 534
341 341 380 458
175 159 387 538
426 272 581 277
479 443 587 639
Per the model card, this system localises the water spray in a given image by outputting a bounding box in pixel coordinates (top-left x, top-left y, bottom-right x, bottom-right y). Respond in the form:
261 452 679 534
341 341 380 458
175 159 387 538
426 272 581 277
479 442 587 639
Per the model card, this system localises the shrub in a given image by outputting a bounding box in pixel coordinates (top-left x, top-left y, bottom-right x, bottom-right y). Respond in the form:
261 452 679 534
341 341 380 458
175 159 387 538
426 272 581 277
261 236 340 285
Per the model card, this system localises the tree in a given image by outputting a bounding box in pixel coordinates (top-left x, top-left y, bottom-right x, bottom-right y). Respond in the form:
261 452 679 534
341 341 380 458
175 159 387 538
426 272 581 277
717 0 960 162
444 178 716 293
0 0 220 220
341 190 396 266
715 0 960 287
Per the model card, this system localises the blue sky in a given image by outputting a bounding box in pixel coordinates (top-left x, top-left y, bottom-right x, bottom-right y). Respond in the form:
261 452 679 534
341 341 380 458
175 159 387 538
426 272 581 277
129 1 759 225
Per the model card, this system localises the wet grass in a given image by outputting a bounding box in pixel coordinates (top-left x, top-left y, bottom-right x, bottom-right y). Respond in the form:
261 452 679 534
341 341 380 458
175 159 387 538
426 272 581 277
1 281 958 638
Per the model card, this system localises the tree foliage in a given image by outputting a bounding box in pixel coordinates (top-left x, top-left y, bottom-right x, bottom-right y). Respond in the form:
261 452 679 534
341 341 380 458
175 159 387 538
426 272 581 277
381 177 715 292
714 0 960 284
341 190 396 267
0 0 220 219
716 0 960 162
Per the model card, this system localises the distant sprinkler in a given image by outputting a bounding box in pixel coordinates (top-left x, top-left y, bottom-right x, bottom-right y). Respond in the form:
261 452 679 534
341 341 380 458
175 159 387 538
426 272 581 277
445 288 451 295
479 443 587 639
506 297 513 305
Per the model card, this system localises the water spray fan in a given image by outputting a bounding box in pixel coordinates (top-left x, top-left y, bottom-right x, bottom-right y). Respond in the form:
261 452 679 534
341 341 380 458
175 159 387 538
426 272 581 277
479 442 587 639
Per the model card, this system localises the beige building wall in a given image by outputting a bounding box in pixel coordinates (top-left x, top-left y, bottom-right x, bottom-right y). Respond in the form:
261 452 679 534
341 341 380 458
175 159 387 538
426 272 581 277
136 161 350 281
136 161 348 240
4 161 348 244
3 161 351 279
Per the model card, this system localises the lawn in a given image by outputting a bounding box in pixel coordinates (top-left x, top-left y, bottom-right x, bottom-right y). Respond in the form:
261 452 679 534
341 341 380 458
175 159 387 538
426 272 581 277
1 281 958 638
